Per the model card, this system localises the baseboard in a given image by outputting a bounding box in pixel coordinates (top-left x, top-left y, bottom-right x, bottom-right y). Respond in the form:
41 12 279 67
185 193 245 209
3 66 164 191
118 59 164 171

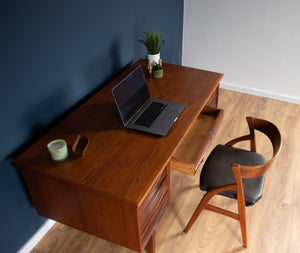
17 219 56 253
220 81 300 105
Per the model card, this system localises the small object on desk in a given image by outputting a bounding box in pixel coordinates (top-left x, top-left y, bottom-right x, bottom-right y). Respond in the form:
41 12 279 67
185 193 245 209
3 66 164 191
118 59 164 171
72 135 89 157
153 59 163 78
147 59 152 74
47 139 68 161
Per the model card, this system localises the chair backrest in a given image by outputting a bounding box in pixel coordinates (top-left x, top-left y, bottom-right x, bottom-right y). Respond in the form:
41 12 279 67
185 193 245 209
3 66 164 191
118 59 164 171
238 117 282 179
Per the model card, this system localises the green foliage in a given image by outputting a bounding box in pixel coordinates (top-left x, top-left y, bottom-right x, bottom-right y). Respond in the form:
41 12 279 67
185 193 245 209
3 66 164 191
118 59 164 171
137 31 167 55
153 62 163 70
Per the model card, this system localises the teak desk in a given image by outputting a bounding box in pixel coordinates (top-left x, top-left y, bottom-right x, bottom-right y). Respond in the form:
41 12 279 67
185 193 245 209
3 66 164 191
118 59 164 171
12 59 224 253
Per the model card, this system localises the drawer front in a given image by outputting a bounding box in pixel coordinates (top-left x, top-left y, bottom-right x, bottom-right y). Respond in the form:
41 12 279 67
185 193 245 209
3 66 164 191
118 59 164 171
140 194 169 249
139 168 167 215
138 168 169 248
139 178 168 232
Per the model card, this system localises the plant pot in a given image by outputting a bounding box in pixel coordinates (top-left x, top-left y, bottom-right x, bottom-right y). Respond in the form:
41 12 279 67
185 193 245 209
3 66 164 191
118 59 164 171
147 52 160 66
153 69 163 78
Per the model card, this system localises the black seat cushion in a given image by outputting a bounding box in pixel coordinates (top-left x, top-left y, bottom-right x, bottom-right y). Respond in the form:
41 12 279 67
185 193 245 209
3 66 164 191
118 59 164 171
200 145 266 206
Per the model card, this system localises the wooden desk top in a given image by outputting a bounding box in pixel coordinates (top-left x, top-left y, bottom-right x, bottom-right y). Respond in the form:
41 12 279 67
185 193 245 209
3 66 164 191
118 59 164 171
12 59 223 207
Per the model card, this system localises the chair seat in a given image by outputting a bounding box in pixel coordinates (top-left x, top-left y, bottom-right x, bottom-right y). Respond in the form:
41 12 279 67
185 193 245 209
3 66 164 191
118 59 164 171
200 145 266 206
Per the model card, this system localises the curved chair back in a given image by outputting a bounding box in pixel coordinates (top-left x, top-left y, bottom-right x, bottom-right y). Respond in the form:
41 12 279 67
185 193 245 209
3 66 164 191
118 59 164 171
237 117 282 179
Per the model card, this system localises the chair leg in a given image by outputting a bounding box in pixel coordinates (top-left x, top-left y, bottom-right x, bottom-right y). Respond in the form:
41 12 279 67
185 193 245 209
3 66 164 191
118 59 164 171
184 192 212 233
184 184 237 233
237 198 247 247
232 164 248 248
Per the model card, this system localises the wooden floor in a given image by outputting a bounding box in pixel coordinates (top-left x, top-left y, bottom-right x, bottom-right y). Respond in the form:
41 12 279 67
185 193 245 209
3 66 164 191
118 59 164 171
32 89 300 253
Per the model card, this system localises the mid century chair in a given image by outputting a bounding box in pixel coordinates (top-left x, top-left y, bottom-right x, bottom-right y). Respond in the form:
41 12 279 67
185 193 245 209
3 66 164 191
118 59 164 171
184 116 282 247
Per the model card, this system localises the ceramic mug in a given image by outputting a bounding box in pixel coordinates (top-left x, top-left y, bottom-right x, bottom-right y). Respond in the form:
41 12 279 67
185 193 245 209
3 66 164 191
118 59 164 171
47 139 68 161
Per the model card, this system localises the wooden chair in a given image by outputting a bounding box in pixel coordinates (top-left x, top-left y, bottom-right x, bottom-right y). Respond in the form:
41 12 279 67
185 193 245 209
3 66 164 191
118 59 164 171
184 117 282 247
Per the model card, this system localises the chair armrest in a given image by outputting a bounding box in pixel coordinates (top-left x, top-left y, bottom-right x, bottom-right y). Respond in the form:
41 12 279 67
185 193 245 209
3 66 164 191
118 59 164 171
225 134 252 147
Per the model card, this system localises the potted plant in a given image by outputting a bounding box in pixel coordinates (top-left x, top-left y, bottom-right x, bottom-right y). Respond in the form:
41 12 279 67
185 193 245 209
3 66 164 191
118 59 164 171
137 31 166 66
153 61 163 78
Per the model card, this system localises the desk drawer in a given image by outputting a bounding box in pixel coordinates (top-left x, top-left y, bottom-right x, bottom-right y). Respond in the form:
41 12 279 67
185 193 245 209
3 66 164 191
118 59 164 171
170 106 224 175
140 193 169 249
139 169 167 228
139 168 167 215
138 168 168 248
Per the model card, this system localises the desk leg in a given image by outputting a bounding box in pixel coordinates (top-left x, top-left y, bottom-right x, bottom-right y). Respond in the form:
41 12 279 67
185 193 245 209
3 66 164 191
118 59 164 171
147 232 156 253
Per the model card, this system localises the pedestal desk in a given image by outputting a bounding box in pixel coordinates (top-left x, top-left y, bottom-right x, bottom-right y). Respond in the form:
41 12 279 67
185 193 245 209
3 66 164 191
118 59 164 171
12 59 224 253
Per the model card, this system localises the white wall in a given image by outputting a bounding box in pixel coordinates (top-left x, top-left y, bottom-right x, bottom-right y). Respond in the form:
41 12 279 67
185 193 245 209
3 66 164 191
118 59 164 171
183 0 300 104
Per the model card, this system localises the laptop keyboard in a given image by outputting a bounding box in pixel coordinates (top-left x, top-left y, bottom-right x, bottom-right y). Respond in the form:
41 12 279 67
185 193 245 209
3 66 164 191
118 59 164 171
134 102 167 128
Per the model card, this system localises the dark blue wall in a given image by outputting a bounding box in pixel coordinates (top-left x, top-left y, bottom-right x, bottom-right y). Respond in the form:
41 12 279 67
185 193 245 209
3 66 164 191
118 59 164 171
0 1 183 252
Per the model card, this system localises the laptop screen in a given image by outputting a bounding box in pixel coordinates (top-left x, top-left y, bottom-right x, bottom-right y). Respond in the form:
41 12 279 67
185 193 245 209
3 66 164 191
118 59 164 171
112 66 150 125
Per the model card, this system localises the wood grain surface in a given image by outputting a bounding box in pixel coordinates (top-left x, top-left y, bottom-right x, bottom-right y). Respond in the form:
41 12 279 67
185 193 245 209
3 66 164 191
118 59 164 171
32 89 300 253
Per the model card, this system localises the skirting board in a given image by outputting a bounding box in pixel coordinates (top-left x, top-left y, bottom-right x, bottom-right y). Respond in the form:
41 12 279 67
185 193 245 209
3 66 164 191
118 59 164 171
18 219 56 253
220 81 300 105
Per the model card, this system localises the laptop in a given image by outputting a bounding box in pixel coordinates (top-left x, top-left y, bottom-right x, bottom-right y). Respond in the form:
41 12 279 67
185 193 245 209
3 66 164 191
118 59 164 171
112 65 185 136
